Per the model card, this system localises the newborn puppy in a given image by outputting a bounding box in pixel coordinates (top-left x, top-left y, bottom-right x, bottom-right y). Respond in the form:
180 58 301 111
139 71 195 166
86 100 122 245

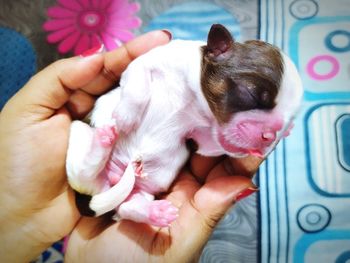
66 24 303 227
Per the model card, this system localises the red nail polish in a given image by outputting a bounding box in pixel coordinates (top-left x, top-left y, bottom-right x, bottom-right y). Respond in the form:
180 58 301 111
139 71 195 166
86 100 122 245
236 186 259 201
161 29 173 40
81 43 103 57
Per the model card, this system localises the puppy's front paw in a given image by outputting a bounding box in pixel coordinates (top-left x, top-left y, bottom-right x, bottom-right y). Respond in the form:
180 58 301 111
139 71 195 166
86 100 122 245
148 200 179 227
96 125 118 148
112 106 141 134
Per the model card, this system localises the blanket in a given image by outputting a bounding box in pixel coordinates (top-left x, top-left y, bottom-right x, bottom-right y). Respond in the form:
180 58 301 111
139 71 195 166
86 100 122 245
2 0 349 262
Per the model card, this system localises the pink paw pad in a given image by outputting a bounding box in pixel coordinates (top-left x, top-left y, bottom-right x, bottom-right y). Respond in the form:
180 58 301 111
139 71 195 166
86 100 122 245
148 200 179 227
96 125 118 147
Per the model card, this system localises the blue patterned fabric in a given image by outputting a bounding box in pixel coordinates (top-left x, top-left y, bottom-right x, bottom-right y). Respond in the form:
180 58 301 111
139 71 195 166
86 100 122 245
0 27 36 109
259 0 350 262
34 241 63 263
8 0 350 262
144 1 241 41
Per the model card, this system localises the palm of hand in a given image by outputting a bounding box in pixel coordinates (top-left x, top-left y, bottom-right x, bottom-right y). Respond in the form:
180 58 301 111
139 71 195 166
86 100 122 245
0 105 79 243
0 31 174 262
65 156 257 263
66 170 201 263
0 30 260 262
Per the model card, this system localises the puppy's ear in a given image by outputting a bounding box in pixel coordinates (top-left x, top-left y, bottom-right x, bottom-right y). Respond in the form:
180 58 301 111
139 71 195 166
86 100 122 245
205 24 234 61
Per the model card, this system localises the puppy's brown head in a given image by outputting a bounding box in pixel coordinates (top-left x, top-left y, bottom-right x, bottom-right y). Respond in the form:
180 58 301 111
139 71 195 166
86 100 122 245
201 24 284 123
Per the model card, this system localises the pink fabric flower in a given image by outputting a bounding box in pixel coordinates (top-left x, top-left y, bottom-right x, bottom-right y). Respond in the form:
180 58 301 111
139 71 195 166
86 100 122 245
43 0 142 55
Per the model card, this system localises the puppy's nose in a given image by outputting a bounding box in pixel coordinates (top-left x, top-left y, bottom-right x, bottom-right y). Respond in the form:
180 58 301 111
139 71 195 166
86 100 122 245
262 131 276 142
75 191 96 217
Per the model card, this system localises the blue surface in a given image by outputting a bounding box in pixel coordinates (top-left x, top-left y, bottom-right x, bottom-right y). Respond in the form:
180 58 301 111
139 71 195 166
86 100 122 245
336 114 350 170
0 27 36 109
144 1 241 42
259 0 350 262
6 0 349 262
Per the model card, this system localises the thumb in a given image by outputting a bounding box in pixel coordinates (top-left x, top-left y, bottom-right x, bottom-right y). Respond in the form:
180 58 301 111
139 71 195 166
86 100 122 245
7 53 104 120
172 166 257 261
192 175 257 228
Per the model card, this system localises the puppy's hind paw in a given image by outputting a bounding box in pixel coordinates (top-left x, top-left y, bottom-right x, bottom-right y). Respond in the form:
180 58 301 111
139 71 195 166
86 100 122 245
148 200 179 227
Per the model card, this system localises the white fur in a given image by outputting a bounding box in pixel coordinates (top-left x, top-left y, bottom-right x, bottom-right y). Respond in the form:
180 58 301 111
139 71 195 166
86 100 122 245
262 52 304 154
89 161 135 216
66 121 108 194
66 40 303 219
275 52 304 119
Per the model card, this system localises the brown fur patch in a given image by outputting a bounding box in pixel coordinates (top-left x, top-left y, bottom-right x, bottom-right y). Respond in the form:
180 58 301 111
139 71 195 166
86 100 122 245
201 40 284 124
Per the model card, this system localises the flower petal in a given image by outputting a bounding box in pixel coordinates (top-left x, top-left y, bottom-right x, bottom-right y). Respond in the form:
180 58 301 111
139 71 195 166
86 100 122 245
108 1 140 16
91 0 100 9
78 0 91 9
58 31 81 54
128 2 141 14
91 34 101 47
47 26 77 43
57 0 82 11
107 0 127 14
43 18 75 31
114 17 142 29
105 29 134 42
100 33 118 51
108 17 142 29
73 33 90 55
47 6 77 19
99 0 112 10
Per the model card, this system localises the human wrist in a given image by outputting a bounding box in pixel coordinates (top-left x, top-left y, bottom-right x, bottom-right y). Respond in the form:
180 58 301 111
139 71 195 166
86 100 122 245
0 213 53 263
0 189 79 262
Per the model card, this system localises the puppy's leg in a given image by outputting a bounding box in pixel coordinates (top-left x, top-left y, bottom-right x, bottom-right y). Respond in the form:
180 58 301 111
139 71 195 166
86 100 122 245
111 60 152 133
116 191 179 227
90 88 120 128
66 121 117 195
112 156 179 227
89 160 136 216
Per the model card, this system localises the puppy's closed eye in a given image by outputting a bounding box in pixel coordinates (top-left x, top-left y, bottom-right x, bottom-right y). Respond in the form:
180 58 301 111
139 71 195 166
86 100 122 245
223 77 277 114
223 78 259 112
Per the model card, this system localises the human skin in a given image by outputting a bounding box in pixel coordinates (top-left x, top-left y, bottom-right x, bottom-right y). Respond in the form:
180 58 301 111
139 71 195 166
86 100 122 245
0 30 172 263
0 29 260 263
65 155 260 263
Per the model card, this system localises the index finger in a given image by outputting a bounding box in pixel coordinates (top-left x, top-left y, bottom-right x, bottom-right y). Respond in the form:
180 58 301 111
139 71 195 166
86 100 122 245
81 30 172 96
189 154 263 182
226 155 263 178
189 154 223 183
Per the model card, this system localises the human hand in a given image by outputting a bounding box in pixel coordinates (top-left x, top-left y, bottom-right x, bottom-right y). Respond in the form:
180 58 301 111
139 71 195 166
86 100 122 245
65 155 261 263
0 30 171 263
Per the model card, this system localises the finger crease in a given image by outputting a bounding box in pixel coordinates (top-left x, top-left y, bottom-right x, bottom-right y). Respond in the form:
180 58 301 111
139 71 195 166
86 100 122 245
102 67 119 83
189 198 219 231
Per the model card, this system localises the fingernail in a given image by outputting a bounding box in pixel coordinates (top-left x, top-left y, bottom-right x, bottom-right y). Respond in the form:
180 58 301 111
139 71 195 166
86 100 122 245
161 29 173 40
236 185 259 201
80 43 104 57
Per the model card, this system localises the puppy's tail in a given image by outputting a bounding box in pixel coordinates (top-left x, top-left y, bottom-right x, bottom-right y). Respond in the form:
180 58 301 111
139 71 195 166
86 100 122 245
76 161 136 217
